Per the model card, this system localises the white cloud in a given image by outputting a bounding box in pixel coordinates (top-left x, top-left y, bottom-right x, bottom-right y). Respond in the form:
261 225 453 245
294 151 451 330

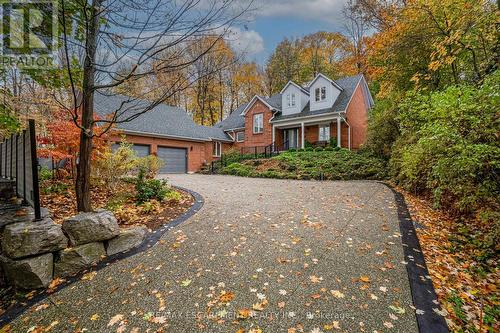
226 27 265 56
257 0 348 25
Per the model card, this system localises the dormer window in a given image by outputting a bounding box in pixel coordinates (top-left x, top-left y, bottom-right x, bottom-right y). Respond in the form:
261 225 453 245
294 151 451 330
315 87 327 102
286 93 296 107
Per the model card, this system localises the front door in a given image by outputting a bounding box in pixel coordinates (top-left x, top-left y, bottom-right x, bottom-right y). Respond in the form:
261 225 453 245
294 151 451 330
284 128 299 149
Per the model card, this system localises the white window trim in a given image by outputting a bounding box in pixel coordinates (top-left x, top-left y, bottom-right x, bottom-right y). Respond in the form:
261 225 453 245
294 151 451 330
318 125 330 141
236 131 245 142
315 87 327 102
253 113 264 134
213 141 221 157
291 93 296 106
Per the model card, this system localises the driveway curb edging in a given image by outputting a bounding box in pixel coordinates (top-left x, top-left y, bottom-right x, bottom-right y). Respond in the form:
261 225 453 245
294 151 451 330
384 184 449 333
0 186 204 326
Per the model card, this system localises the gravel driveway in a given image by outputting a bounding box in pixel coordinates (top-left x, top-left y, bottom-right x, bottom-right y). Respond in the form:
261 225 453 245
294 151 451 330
9 174 420 332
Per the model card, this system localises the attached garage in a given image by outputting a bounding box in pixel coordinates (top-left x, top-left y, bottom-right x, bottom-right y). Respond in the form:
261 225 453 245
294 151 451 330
112 143 151 158
131 144 150 157
157 146 187 174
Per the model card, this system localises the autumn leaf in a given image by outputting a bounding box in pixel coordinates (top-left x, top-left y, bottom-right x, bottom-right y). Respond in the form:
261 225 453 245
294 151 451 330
324 321 341 330
237 308 251 319
330 290 345 298
181 279 192 287
219 291 235 303
359 276 370 283
90 313 99 321
107 314 124 327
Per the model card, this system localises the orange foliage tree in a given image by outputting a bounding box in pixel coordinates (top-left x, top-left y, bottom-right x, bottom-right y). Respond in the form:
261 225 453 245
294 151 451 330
38 109 110 177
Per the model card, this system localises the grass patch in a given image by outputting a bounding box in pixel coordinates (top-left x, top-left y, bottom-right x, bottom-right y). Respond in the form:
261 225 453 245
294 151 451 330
221 149 388 180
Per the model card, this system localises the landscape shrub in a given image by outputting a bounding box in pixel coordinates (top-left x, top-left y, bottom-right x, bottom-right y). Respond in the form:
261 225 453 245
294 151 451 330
314 147 324 152
164 190 182 202
40 182 69 195
137 155 164 179
93 142 139 190
135 168 168 204
223 163 254 177
305 147 314 152
324 146 334 151
329 137 337 148
390 71 500 216
221 150 388 181
38 167 53 181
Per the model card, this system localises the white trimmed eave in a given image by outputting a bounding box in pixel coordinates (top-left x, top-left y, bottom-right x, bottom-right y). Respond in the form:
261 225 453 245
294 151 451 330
270 112 346 127
310 73 344 92
240 95 276 116
279 81 310 95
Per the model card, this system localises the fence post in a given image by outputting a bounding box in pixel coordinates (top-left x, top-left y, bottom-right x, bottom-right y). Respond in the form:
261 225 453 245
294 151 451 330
29 120 41 220
22 130 27 204
15 134 18 194
10 135 13 179
0 142 2 178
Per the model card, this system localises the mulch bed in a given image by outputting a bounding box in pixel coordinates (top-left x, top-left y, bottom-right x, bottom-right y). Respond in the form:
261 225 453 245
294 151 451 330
40 179 194 230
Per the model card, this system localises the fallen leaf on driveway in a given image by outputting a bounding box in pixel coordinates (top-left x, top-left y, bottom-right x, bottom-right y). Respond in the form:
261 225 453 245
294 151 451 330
107 314 124 327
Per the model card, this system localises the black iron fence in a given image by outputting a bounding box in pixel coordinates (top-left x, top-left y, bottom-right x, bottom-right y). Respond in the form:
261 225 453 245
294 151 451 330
0 119 41 219
210 141 290 174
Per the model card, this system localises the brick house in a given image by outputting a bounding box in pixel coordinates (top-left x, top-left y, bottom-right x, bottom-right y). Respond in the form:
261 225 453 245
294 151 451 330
217 73 373 152
96 73 373 173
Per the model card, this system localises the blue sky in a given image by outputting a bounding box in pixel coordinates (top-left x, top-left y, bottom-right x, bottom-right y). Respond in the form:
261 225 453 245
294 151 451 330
228 0 349 64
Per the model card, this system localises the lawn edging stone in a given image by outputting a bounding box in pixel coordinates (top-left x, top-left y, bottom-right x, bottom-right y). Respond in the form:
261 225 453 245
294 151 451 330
0 186 204 326
106 225 148 256
1 218 68 259
62 209 120 246
0 253 53 289
54 242 106 278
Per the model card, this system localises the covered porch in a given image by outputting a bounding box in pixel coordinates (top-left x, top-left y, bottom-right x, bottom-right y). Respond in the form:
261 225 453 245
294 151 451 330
271 114 351 151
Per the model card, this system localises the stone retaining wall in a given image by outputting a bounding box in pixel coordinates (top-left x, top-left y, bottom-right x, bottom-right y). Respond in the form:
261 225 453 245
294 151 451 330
0 209 147 289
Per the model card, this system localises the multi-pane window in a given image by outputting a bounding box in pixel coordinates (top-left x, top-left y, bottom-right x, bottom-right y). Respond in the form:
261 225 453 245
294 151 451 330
319 125 330 141
236 131 245 142
315 87 327 102
286 93 296 107
213 141 221 157
253 113 263 133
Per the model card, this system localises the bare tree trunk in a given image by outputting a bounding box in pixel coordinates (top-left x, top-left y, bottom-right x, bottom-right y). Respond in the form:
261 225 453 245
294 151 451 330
76 0 102 212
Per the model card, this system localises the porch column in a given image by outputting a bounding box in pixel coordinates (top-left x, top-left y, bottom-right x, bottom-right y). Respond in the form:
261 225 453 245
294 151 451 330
272 124 275 144
301 122 305 149
337 117 341 147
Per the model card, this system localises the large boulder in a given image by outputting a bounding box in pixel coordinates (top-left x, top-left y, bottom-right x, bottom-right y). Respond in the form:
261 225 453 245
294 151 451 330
1 218 68 259
0 253 53 289
62 210 119 246
54 242 105 277
106 226 148 256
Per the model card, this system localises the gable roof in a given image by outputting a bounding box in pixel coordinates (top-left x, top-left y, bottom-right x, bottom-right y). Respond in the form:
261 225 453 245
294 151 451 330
308 73 344 91
271 74 365 122
216 94 282 131
93 92 232 142
280 81 310 95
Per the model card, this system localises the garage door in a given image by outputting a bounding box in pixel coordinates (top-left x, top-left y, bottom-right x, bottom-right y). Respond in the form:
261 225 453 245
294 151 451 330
157 147 187 174
112 143 150 158
131 144 150 157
